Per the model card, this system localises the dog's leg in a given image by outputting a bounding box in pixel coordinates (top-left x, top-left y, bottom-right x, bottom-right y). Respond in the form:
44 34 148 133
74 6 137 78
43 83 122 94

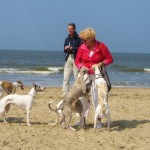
66 109 76 131
2 113 8 123
26 109 31 126
93 105 101 131
66 109 72 128
49 113 58 126
106 104 111 129
60 113 67 129
2 104 11 123
79 112 85 128
93 113 98 131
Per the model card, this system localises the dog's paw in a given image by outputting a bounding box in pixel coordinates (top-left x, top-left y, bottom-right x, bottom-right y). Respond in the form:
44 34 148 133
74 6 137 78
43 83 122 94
27 123 31 126
4 120 8 123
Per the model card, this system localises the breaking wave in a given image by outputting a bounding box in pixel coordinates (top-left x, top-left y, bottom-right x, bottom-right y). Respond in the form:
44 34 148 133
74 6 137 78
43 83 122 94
0 67 64 75
112 65 150 73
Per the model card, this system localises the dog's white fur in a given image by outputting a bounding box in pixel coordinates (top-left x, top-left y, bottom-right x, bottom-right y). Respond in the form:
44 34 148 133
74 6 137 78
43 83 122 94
0 84 45 126
92 65 111 130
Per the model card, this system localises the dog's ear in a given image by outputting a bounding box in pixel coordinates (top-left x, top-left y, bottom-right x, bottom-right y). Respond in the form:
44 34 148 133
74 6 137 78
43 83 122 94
32 83 36 88
81 83 86 94
92 65 96 71
17 80 22 84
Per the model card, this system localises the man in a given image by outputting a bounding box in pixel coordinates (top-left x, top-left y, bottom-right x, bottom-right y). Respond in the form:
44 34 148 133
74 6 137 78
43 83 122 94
62 23 82 96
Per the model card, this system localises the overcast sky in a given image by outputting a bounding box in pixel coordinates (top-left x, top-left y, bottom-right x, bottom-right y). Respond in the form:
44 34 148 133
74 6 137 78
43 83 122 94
0 0 150 53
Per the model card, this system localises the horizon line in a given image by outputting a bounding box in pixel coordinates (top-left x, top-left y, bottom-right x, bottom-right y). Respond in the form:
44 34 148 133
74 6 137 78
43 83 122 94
0 49 149 54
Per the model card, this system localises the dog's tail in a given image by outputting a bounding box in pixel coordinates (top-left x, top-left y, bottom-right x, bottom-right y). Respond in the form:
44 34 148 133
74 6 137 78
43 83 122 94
49 114 58 126
48 101 57 112
48 101 58 126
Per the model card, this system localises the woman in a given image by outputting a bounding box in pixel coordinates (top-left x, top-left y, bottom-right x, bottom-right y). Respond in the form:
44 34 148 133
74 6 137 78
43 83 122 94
75 28 113 128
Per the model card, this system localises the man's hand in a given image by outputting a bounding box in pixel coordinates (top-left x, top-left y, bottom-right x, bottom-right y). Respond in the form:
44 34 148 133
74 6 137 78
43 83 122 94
64 46 73 52
64 46 70 50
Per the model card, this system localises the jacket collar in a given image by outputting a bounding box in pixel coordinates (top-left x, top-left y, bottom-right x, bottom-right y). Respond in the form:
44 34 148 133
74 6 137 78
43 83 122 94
80 41 100 52
68 31 78 39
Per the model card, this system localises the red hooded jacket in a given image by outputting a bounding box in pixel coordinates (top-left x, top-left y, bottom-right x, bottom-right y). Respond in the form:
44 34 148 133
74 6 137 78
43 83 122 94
75 41 113 74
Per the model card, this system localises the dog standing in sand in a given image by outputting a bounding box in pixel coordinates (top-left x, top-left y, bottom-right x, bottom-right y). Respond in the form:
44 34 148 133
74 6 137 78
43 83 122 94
92 64 111 130
0 80 24 98
0 83 45 126
48 67 91 130
48 96 90 128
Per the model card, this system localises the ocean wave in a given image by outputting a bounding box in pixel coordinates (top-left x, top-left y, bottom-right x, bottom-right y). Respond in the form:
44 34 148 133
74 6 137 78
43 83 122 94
0 67 64 75
112 65 150 73
121 68 150 73
144 68 150 72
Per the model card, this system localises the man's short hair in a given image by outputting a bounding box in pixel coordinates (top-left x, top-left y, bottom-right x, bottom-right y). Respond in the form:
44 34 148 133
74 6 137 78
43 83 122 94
68 23 76 29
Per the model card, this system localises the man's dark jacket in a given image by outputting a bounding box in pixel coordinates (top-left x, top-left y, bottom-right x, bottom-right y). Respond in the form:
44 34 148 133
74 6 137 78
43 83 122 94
64 32 82 61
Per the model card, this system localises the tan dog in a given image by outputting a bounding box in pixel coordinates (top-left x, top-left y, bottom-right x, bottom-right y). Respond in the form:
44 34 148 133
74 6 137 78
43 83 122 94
48 96 90 130
48 67 91 130
0 80 24 98
92 64 111 130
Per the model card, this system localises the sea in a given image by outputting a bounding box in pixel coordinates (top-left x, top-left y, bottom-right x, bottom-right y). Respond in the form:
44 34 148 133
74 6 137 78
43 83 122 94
0 50 150 88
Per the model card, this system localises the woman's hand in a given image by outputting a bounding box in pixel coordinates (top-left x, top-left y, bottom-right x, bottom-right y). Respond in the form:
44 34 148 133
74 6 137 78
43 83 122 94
97 62 104 68
81 66 89 71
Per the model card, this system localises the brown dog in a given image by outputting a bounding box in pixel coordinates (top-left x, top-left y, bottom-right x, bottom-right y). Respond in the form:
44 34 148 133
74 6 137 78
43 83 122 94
0 80 24 98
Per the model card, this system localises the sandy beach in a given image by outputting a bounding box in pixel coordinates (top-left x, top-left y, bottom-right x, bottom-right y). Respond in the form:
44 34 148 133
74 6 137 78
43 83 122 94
0 87 150 150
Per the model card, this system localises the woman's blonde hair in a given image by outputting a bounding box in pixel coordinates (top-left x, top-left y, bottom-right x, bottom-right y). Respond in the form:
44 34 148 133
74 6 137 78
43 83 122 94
79 28 96 40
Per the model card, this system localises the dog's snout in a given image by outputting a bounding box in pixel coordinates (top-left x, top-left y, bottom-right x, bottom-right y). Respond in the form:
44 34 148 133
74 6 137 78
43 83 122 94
21 85 24 90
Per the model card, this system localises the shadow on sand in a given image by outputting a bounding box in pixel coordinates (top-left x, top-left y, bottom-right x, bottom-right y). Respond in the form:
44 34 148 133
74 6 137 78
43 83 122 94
110 119 150 131
84 119 150 131
0 118 149 131
0 117 48 125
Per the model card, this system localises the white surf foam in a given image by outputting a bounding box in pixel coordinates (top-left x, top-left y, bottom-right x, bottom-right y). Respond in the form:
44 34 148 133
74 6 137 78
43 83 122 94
144 68 150 72
0 67 63 75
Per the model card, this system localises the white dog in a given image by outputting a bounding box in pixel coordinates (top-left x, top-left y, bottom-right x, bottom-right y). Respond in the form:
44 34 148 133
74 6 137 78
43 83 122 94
0 83 45 126
92 65 111 130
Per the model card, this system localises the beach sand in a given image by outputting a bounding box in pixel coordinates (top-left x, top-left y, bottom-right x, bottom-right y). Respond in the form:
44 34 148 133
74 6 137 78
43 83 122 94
0 87 150 150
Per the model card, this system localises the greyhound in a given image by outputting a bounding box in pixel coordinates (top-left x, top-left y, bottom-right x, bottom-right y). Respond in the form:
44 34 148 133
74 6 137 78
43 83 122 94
0 83 45 126
92 64 111 130
48 67 92 130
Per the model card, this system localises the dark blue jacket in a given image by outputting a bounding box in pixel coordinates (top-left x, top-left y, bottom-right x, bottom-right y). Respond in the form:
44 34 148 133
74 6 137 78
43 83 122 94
64 32 82 61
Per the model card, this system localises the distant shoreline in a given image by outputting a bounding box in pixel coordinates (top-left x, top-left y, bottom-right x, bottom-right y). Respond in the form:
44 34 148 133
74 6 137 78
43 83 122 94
0 49 150 54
